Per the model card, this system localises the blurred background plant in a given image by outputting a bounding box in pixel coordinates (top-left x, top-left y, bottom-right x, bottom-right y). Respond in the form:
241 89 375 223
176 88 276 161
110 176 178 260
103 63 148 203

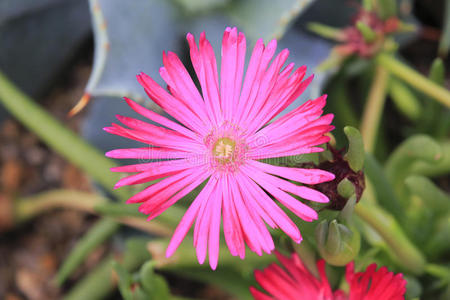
0 0 448 299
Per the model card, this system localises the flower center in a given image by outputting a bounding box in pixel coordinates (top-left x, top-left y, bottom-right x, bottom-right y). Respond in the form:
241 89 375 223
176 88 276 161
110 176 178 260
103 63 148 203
204 122 247 173
212 137 236 161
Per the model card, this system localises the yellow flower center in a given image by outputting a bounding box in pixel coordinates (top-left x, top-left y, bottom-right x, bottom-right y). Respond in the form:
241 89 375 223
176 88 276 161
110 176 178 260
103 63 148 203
212 137 236 161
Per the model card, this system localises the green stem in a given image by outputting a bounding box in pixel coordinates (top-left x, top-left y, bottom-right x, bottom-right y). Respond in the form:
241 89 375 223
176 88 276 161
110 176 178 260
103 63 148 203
14 189 173 237
360 65 389 153
377 53 450 108
355 201 426 275
15 190 108 223
0 71 129 201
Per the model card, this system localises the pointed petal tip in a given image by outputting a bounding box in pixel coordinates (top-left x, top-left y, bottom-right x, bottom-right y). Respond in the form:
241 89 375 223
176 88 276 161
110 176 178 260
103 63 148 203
125 198 136 204
165 248 173 258
104 150 114 158
210 259 218 270
197 255 206 265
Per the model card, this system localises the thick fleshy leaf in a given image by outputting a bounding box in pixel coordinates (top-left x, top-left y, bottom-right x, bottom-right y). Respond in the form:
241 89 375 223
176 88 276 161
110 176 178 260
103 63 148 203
84 0 181 110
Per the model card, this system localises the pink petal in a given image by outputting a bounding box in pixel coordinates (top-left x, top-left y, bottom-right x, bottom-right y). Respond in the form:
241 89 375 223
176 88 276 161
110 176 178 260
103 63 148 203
194 186 214 265
105 147 190 160
237 172 301 243
241 165 318 221
247 72 312 135
123 97 200 141
247 145 324 160
220 27 246 121
248 160 335 184
166 176 217 258
233 38 265 125
137 72 208 135
249 287 273 300
235 39 278 127
145 169 211 220
221 175 245 258
208 180 223 269
240 48 290 130
104 122 204 154
126 166 204 203
160 51 209 123
234 175 275 254
137 167 210 215
186 32 222 125
110 158 192 173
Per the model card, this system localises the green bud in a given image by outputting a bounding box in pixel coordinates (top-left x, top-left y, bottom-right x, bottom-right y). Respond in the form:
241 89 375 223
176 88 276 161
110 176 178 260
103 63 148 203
337 178 356 199
340 195 357 222
356 21 377 43
343 126 365 172
307 22 345 41
316 219 361 266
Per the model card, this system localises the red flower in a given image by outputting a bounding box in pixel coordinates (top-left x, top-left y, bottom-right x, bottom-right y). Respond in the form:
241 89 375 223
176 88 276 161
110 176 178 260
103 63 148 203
251 252 407 300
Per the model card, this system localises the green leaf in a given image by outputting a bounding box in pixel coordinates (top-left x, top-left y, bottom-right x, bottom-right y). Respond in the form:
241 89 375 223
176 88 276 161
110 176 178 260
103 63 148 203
409 140 450 177
56 219 120 285
355 200 426 275
0 71 130 201
139 261 171 299
227 0 316 42
63 254 116 300
419 58 447 136
438 0 450 58
147 238 275 300
172 0 230 14
425 214 450 258
389 77 422 121
375 0 397 20
112 262 134 300
64 238 151 300
84 0 181 108
429 58 446 85
385 135 443 201
404 175 450 215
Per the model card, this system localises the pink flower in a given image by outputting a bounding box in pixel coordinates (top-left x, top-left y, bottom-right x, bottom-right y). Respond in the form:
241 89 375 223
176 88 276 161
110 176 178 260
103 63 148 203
251 252 407 300
104 27 334 269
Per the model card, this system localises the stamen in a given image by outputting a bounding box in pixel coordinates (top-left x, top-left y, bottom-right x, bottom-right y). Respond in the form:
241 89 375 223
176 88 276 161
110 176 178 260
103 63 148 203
213 137 236 160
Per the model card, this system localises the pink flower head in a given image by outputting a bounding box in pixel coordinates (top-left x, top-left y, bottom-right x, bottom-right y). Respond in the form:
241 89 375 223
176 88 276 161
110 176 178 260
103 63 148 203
104 27 335 269
251 252 407 300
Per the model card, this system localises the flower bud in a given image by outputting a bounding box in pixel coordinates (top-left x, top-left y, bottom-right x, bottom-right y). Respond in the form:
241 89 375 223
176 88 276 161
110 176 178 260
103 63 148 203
337 178 356 199
316 220 361 266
